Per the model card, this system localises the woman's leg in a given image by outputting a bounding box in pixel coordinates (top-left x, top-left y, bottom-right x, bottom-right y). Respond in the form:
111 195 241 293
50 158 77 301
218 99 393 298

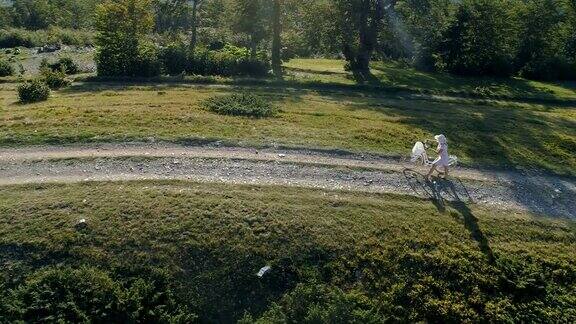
426 164 437 180
443 166 449 178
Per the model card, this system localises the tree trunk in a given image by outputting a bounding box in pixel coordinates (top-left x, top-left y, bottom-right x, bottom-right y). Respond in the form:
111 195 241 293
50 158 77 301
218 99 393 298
190 0 200 54
272 0 282 78
356 0 371 74
355 0 384 78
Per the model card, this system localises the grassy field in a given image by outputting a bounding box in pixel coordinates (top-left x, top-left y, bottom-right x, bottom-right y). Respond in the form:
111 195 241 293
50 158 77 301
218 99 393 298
0 181 574 322
1 75 575 175
284 59 576 101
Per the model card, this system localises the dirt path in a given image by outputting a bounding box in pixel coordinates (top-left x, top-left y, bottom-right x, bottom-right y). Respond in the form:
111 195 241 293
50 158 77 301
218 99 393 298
0 143 574 219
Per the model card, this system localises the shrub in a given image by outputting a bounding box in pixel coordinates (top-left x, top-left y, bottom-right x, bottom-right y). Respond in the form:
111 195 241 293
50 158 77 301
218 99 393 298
520 56 576 81
244 284 382 323
134 43 162 77
95 0 160 77
160 43 188 75
42 68 71 90
17 79 50 103
0 28 94 48
203 93 276 118
187 44 270 77
50 57 80 75
5 266 197 323
0 58 13 76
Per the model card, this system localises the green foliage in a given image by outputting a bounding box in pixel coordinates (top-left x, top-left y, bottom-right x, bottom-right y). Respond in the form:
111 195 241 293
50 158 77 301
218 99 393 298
159 42 188 75
9 0 100 30
41 68 71 90
203 93 276 118
230 0 268 58
335 0 384 73
95 0 160 77
516 0 576 80
17 79 50 103
0 58 14 76
0 28 95 48
281 0 339 59
245 284 383 323
2 266 196 323
153 0 193 33
187 44 270 77
438 0 520 77
41 57 80 75
395 0 458 70
0 182 574 322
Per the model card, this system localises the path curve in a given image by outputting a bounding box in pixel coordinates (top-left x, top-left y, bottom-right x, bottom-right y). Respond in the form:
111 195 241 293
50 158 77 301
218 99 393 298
0 143 574 219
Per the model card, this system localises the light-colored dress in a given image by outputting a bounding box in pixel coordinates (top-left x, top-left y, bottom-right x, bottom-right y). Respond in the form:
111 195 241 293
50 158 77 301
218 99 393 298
433 142 449 167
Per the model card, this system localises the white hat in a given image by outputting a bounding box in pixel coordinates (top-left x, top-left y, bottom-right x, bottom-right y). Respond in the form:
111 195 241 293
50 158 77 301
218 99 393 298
434 134 447 144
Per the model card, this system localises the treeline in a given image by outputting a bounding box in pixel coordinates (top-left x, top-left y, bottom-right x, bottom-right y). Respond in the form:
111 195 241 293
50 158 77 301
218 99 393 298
2 0 575 80
0 0 101 29
395 0 576 80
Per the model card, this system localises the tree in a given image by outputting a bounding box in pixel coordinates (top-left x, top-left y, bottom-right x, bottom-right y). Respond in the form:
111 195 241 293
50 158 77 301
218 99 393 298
395 0 458 70
335 0 384 78
95 0 160 77
12 0 53 29
230 0 267 59
438 0 521 77
190 0 205 54
153 0 192 33
281 0 339 58
271 0 282 77
516 0 576 80
10 0 101 30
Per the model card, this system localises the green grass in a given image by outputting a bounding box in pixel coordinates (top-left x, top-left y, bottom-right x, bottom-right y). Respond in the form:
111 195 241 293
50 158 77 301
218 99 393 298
284 59 576 102
1 80 575 175
0 181 574 322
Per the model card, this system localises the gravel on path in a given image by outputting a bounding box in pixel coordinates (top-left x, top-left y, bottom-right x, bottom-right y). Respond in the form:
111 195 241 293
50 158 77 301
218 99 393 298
0 143 574 219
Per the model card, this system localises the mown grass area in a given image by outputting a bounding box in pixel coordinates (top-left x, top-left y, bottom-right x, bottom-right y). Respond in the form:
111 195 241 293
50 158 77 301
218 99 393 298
0 181 574 322
284 59 576 102
1 79 575 175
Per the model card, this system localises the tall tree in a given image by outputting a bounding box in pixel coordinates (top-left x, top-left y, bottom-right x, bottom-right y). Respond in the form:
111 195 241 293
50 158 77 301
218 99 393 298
271 0 282 77
336 0 384 78
230 0 267 59
439 0 520 77
189 0 204 54
153 0 192 33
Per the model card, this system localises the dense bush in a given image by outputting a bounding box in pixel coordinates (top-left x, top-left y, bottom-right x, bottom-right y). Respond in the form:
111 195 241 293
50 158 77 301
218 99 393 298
520 56 576 81
2 266 196 323
187 44 270 77
51 57 80 75
0 28 94 48
95 0 160 77
203 93 276 118
240 284 382 323
133 43 162 77
97 41 161 78
160 43 188 75
41 68 71 90
0 58 13 76
17 79 50 103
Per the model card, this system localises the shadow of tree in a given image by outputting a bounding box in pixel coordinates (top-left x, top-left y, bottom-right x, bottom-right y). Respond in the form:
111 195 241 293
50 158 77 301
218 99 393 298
370 62 575 102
